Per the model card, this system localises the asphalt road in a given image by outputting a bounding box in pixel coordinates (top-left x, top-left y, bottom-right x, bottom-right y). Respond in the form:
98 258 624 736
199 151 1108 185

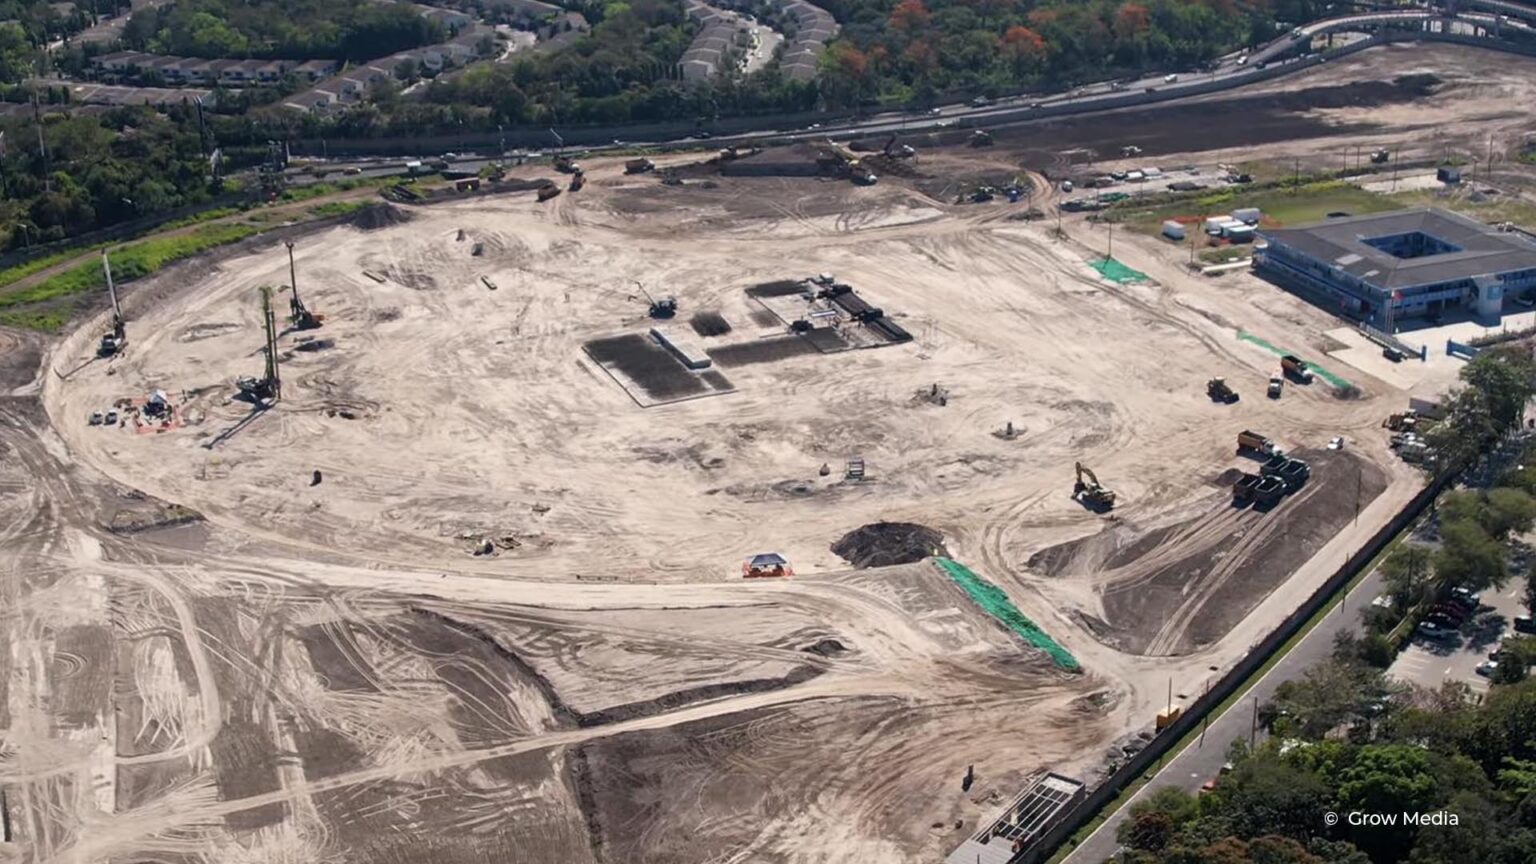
1062 568 1387 864
285 7 1517 182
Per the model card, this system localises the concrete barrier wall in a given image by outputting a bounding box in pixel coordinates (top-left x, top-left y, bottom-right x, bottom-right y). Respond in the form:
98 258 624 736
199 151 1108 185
1023 466 1457 864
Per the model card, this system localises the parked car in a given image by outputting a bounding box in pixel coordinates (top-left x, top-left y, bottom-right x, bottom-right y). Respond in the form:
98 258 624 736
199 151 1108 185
1200 777 1219 793
1450 586 1481 609
104 410 119 425
1383 346 1405 362
1430 605 1467 624
1476 660 1499 678
89 411 103 426
1515 615 1536 634
1417 620 1455 640
1425 613 1462 630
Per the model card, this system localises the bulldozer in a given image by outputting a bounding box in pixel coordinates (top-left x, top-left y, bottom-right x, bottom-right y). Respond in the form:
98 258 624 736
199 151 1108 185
1206 377 1238 403
1073 462 1116 510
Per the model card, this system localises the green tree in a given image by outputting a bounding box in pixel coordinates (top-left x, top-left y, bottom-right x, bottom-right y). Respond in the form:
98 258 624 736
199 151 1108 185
1381 544 1435 608
1435 518 1508 592
1461 346 1536 433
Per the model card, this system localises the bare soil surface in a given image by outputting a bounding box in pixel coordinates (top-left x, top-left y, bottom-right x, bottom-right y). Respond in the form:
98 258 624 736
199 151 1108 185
7 41 1523 864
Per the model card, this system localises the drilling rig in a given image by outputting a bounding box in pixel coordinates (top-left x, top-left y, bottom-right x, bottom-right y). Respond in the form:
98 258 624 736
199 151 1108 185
633 280 677 319
236 285 281 403
283 241 321 330
97 251 127 358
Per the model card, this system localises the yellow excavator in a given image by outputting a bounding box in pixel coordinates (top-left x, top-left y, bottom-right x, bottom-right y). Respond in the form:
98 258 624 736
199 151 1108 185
1073 462 1116 510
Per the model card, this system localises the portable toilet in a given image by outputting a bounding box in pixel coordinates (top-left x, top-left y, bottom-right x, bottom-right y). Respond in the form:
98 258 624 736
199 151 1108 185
1161 220 1186 241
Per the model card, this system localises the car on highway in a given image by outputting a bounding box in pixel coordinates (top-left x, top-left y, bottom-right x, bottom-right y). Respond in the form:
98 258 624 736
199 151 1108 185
343 166 362 175
969 96 990 107
928 107 943 115
1164 73 1179 83
936 120 954 127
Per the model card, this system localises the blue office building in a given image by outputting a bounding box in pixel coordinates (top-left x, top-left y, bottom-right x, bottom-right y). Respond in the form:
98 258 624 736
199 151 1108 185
1255 208 1536 324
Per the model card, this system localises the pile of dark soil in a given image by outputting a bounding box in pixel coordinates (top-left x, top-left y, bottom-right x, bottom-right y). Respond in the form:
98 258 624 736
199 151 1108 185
831 521 946 568
349 204 415 231
690 311 732 337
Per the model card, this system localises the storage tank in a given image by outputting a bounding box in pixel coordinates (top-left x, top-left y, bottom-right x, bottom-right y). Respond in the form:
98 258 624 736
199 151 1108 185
1161 220 1186 240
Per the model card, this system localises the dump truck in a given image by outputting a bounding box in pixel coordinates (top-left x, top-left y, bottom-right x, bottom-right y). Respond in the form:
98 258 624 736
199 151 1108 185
1281 354 1314 383
625 158 655 174
1237 430 1280 456
536 184 561 202
1261 455 1310 490
1267 377 1283 399
1207 378 1238 403
570 170 585 191
1232 472 1263 504
1252 475 1287 507
1073 462 1116 510
553 155 580 173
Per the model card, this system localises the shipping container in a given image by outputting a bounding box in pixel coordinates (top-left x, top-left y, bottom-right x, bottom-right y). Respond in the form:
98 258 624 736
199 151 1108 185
1161 220 1186 241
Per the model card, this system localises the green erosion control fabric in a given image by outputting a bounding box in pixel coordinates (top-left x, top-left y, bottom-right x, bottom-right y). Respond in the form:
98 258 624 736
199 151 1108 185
1090 256 1149 284
934 558 1080 672
1237 330 1353 389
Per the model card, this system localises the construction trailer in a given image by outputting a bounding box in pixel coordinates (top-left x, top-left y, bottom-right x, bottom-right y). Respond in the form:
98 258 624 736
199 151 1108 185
236 285 281 403
97 251 127 358
742 553 793 578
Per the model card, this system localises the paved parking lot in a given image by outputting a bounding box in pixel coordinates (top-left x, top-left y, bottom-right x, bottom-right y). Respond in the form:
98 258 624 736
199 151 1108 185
1390 580 1529 694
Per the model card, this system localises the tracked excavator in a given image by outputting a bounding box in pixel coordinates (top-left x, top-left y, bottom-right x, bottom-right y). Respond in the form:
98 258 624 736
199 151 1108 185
1073 462 1116 510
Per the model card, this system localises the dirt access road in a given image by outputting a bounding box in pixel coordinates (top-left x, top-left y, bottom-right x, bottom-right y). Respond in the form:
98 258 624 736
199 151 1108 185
8 42 1507 864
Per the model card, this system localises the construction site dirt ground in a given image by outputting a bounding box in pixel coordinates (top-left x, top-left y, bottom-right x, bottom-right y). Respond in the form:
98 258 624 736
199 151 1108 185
6 41 1525 864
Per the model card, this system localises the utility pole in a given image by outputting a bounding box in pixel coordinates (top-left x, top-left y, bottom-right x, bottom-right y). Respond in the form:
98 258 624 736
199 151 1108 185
1249 697 1258 747
1106 222 1114 262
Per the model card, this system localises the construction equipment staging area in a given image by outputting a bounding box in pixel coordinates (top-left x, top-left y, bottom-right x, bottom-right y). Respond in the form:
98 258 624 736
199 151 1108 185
32 93 1446 862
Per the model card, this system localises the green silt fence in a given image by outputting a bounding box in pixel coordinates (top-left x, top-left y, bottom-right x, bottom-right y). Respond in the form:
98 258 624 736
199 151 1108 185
934 558 1081 672
1090 256 1149 284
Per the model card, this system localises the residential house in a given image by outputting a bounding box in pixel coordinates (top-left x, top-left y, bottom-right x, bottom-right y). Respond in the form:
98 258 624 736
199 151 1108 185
293 59 340 82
